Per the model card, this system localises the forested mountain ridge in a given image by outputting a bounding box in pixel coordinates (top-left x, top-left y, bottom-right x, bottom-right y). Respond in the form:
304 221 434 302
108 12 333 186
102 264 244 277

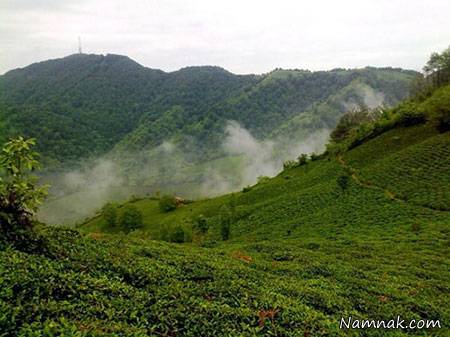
0 54 256 165
0 54 417 167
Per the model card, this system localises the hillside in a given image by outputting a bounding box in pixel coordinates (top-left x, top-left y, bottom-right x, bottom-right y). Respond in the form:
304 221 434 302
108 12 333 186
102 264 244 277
0 54 416 167
2 85 448 336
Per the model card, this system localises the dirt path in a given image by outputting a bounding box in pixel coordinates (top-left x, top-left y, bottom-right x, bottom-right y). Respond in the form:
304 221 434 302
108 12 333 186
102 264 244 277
336 155 396 198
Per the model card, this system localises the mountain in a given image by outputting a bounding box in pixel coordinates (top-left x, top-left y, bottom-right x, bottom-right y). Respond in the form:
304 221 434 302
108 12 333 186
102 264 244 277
2 84 449 336
0 54 417 167
0 54 419 224
0 54 256 166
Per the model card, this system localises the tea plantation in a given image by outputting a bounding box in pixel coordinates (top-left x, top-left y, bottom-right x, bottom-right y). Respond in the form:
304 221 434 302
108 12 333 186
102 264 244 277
2 93 450 335
344 125 450 211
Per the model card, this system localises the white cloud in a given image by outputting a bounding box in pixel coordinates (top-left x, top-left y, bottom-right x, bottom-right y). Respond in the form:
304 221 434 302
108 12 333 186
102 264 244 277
1 0 450 74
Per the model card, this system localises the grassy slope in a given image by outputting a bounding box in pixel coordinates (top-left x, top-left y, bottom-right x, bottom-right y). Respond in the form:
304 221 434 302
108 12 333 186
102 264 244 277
10 122 444 336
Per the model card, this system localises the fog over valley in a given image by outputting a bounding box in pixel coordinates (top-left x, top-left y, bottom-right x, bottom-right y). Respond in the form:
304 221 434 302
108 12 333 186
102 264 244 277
37 121 330 224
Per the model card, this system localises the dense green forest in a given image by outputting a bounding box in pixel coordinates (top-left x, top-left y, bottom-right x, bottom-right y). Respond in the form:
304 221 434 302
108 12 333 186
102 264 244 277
0 48 449 336
0 54 416 167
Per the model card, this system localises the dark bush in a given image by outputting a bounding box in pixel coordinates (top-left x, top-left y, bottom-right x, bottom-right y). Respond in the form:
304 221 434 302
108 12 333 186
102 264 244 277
242 186 251 193
119 205 143 233
161 225 192 243
102 202 118 229
193 215 209 234
170 226 186 243
297 154 308 166
220 221 230 241
159 195 177 212
219 206 232 241
337 174 350 191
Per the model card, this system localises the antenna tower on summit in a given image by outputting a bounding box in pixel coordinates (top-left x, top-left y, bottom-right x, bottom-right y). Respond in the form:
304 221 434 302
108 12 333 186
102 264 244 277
78 36 82 54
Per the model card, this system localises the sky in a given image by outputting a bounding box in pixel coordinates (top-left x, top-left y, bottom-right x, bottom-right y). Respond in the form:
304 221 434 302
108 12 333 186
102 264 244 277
1 0 450 75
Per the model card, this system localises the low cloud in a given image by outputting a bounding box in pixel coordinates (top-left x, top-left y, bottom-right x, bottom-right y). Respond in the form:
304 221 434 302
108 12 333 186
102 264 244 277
38 121 330 225
223 121 278 183
198 121 329 196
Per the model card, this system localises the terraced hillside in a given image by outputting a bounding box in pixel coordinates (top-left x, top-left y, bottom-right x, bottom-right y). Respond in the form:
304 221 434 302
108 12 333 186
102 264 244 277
1 89 449 335
342 124 450 211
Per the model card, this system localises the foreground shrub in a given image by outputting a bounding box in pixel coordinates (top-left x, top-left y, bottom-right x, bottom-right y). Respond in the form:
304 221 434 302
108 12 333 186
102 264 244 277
0 137 48 252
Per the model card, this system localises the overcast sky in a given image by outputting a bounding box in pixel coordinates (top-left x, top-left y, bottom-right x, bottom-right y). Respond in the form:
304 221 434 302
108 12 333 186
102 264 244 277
1 0 449 75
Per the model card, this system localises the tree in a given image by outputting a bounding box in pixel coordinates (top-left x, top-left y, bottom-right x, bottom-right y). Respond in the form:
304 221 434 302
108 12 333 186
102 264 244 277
424 52 445 74
102 202 118 229
0 137 48 248
119 205 143 233
424 46 450 87
330 107 383 143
